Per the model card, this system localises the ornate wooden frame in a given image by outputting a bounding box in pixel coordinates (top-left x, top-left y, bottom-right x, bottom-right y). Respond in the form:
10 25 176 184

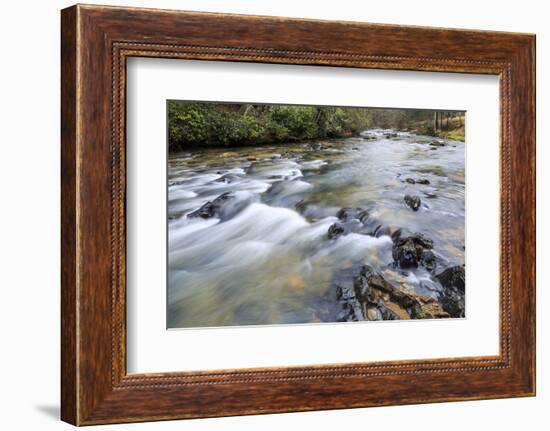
61 4 536 425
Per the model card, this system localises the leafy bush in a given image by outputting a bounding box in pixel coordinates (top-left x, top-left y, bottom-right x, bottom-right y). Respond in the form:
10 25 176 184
267 106 317 141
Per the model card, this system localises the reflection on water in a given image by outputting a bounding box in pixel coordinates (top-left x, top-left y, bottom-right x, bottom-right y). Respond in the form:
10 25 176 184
167 129 465 328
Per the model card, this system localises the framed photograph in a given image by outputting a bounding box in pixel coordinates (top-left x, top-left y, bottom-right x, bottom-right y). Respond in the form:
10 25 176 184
61 4 535 425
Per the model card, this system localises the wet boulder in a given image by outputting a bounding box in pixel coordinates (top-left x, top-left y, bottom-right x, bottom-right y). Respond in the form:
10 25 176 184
306 142 328 151
412 295 450 319
328 223 346 240
295 200 308 214
295 200 334 222
391 229 433 248
187 192 251 221
353 265 418 320
404 194 421 211
392 231 434 269
429 140 445 147
187 192 235 219
405 178 430 185
336 207 368 223
333 207 393 239
372 224 391 238
361 215 391 238
263 179 312 207
336 302 361 322
439 289 465 318
335 283 363 322
436 265 465 292
366 307 383 320
214 173 241 184
334 207 392 239
353 265 449 320
436 266 465 318
331 265 366 322
421 250 437 272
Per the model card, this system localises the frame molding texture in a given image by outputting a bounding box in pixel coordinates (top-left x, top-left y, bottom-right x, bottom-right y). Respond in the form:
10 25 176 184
61 4 535 425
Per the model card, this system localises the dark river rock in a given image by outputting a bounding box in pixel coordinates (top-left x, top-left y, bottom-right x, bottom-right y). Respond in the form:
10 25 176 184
167 129 465 328
404 194 422 211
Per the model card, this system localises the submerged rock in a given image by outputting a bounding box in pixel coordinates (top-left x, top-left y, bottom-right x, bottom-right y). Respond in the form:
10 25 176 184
262 179 312 207
187 192 252 221
372 224 391 238
405 178 430 185
295 200 308 213
404 194 421 211
214 173 241 184
295 200 334 222
336 207 368 223
328 223 346 240
360 215 391 238
187 192 235 219
429 140 445 147
332 207 391 239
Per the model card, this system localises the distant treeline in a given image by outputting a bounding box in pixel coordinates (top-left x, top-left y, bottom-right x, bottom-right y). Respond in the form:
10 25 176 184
365 108 465 140
168 101 464 150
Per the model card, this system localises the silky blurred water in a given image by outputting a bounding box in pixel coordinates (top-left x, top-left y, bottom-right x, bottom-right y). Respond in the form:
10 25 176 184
167 130 465 328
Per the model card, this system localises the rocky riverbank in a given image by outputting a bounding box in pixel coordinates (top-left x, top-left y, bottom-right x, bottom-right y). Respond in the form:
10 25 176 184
329 205 465 321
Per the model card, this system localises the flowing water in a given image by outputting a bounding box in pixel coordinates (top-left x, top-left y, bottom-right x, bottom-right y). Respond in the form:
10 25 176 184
167 130 465 328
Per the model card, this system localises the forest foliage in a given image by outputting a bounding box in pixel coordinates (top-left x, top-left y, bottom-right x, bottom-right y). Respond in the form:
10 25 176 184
168 101 463 150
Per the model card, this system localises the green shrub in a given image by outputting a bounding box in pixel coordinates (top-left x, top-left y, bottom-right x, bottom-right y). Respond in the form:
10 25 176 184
268 106 317 141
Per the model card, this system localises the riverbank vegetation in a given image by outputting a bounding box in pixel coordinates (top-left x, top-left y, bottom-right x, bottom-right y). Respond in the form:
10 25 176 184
168 101 465 151
367 108 465 141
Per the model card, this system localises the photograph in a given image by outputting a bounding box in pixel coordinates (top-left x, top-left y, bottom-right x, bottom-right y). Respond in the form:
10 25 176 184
166 101 466 329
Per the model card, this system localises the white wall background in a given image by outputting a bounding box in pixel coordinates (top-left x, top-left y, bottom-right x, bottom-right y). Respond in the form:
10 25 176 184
0 0 545 429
